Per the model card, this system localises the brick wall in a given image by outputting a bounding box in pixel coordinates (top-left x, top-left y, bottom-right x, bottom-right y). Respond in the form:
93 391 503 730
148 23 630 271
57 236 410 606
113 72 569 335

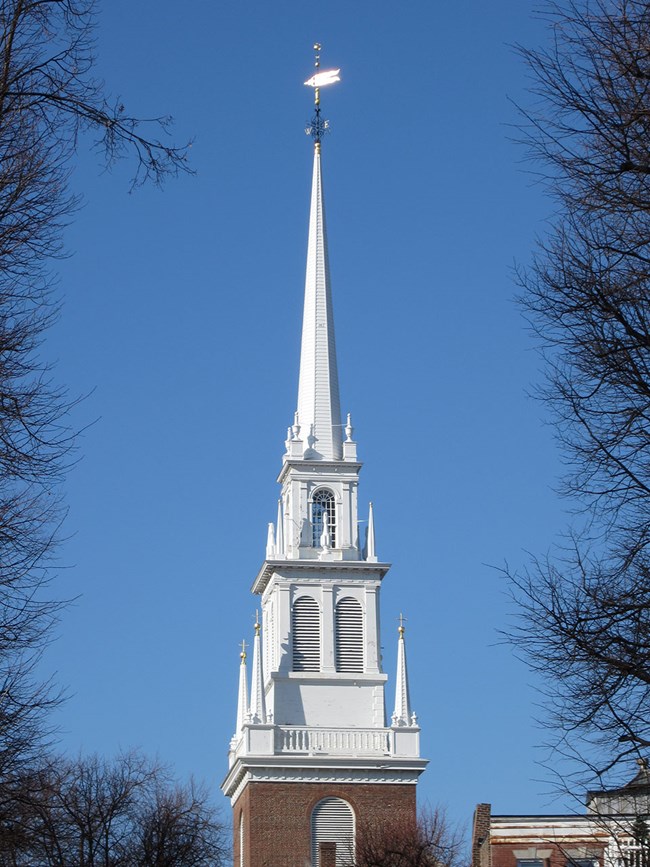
491 842 606 867
472 804 492 867
234 781 417 867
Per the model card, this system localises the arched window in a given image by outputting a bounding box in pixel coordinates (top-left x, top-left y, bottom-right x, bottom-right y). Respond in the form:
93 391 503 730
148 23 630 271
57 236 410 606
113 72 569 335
239 812 244 867
311 797 355 867
292 596 320 671
335 597 364 673
312 489 336 548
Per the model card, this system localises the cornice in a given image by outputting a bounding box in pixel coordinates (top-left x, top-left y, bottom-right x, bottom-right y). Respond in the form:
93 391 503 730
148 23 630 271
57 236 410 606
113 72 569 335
277 458 363 485
221 755 428 803
270 671 388 684
252 559 391 594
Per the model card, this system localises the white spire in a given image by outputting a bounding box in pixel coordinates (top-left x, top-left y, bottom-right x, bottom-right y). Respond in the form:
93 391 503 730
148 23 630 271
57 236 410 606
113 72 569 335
266 522 276 558
249 615 267 724
367 502 377 562
392 617 413 727
235 641 249 734
275 498 284 558
296 144 342 461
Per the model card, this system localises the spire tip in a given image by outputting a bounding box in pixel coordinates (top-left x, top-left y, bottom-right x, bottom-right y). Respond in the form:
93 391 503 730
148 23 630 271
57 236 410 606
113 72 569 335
304 44 340 144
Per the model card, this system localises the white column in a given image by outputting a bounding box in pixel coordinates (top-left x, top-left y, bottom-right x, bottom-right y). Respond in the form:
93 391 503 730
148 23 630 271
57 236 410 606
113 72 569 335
321 585 335 672
276 583 292 675
364 585 380 673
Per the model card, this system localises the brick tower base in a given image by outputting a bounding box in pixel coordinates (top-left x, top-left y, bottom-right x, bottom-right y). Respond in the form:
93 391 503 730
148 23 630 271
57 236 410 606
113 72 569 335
234 781 417 867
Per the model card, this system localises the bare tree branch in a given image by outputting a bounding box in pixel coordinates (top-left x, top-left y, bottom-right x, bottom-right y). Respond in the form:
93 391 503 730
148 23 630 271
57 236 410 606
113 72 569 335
0 752 228 866
508 0 650 793
355 807 467 867
0 0 192 785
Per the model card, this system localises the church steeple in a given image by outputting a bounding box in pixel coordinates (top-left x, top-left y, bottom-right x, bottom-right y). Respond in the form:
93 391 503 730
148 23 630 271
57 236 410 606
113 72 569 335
295 143 342 461
222 50 426 867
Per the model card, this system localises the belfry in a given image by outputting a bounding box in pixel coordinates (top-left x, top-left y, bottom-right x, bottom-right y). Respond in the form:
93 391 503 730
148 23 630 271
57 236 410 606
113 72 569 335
221 47 427 867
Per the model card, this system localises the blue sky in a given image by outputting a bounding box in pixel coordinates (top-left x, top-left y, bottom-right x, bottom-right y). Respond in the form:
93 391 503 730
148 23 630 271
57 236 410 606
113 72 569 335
41 0 579 832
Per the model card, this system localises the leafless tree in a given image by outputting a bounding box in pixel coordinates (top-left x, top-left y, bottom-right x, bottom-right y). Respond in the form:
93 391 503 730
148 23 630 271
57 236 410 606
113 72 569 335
0 751 228 866
0 0 191 783
506 0 650 792
355 808 467 867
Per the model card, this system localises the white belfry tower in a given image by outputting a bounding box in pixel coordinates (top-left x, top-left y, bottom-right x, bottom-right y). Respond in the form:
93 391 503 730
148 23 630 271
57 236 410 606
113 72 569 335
222 46 427 867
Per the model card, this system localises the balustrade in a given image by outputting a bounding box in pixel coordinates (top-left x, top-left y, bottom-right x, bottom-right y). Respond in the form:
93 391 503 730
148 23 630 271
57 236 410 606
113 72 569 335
274 726 391 755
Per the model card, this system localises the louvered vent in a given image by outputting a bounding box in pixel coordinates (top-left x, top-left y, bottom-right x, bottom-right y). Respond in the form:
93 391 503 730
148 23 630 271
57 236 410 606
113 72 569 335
311 797 355 867
292 596 320 671
335 597 364 673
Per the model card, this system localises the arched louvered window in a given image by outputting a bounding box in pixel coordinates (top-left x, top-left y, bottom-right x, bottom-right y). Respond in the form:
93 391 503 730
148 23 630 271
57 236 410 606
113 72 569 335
311 797 355 867
292 596 320 671
335 597 364 673
312 489 336 548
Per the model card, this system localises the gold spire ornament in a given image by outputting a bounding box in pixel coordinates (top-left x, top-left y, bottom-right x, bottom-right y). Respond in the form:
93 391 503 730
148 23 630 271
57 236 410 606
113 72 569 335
304 43 340 145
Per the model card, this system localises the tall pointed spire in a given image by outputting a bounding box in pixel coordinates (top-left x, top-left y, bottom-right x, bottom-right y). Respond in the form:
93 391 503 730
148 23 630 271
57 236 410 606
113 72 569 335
296 144 342 461
296 45 342 462
235 641 248 734
249 614 267 724
392 616 413 727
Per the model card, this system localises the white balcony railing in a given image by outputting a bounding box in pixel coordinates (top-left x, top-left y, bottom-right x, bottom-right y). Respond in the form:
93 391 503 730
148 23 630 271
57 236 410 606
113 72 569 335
274 726 391 756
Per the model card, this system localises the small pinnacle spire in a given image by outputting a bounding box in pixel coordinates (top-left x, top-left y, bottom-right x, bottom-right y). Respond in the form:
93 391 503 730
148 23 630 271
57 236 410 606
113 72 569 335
266 522 276 558
367 502 377 562
249 614 267 724
276 498 284 557
235 640 249 734
345 413 354 442
392 616 414 727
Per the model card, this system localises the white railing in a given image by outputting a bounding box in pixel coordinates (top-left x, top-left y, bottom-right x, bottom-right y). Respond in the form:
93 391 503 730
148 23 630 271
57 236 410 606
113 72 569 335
275 726 391 756
610 843 650 867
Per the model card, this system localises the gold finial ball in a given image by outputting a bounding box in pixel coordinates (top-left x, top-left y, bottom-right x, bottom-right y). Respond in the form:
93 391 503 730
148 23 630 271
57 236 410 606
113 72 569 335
240 650 246 660
398 625 405 635
314 42 321 51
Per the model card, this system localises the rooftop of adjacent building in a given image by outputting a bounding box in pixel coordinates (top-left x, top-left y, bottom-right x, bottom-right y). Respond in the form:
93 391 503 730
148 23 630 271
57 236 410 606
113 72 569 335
472 759 650 867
